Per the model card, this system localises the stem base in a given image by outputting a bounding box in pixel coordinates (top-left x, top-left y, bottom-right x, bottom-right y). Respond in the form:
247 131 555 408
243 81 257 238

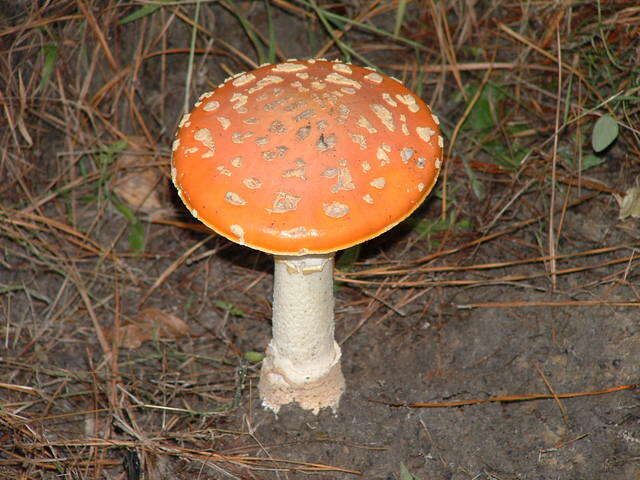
259 341 345 414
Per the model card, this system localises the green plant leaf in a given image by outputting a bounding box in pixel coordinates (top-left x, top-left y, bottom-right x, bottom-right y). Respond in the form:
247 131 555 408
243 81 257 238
112 199 135 223
463 159 485 200
465 84 504 131
214 300 246 317
581 154 605 171
591 114 618 152
412 217 450 237
481 141 529 171
128 220 145 252
112 200 145 252
244 351 265 363
400 462 421 480
38 43 58 92
99 140 128 167
411 211 472 247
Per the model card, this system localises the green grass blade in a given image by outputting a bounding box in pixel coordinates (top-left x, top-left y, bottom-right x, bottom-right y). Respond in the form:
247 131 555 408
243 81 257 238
184 0 201 112
413 50 424 97
309 0 350 62
0 284 51 304
297 0 427 50
581 154 605 171
214 300 246 317
264 0 277 63
394 0 408 36
120 0 173 25
128 219 145 252
308 0 376 67
38 43 58 92
225 0 266 64
321 8 426 51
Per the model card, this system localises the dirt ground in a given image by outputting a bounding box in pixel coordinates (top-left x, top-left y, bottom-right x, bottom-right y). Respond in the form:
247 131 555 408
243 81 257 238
1 1 639 479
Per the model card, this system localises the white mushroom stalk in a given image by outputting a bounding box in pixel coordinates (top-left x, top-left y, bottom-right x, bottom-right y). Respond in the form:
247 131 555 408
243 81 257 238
259 254 344 414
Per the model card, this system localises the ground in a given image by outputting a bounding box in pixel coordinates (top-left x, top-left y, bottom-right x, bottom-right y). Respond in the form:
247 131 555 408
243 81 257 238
1 1 639 479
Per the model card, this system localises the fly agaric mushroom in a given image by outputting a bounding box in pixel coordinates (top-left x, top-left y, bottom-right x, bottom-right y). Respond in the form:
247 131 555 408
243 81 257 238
171 59 443 414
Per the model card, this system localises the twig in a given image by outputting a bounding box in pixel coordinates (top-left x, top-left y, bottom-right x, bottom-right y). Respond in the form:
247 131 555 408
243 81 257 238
457 300 640 309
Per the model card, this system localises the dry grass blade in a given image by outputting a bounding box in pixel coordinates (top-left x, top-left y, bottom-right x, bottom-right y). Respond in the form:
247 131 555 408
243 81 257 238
0 207 105 255
548 29 562 290
75 0 119 71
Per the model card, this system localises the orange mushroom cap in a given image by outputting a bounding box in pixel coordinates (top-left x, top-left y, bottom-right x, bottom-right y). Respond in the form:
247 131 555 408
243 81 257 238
171 59 443 255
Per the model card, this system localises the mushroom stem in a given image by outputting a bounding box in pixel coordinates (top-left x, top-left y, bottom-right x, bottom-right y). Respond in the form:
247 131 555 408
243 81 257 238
259 253 345 414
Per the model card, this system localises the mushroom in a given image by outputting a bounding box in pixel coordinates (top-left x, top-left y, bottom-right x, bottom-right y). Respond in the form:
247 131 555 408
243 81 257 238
171 59 443 414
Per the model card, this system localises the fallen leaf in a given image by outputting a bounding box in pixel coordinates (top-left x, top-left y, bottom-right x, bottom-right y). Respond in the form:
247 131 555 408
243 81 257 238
111 137 165 213
112 324 147 349
400 462 421 480
110 308 190 349
616 186 640 220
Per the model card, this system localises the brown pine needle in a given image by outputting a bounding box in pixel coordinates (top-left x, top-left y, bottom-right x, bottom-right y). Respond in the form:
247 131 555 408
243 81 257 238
336 253 640 287
534 362 569 426
150 218 214 234
369 383 636 408
384 61 556 72
457 300 640 309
